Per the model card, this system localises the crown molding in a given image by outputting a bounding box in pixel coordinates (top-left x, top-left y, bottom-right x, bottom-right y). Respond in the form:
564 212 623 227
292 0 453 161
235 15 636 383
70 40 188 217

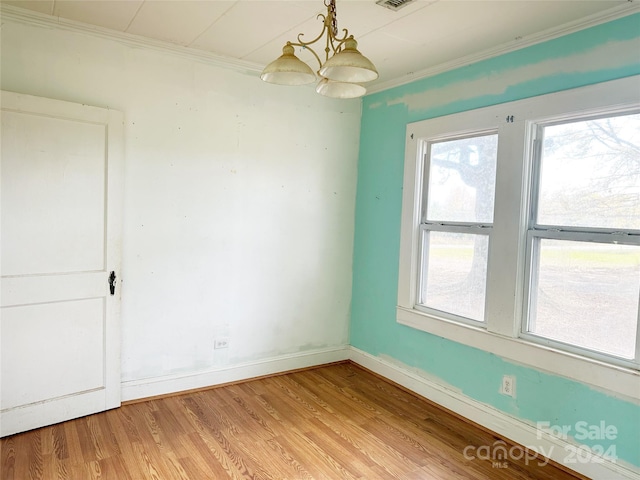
366 2 640 96
0 4 265 77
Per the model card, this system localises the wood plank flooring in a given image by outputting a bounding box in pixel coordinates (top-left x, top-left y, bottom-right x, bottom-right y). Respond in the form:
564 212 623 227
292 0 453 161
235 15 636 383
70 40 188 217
1 362 584 479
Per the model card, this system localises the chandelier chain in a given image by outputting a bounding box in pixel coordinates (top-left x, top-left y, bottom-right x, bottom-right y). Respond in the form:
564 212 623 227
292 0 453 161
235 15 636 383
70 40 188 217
329 0 338 37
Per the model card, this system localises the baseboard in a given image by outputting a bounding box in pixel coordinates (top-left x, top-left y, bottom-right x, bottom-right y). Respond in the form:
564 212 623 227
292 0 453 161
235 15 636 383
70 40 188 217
121 346 350 403
348 346 639 480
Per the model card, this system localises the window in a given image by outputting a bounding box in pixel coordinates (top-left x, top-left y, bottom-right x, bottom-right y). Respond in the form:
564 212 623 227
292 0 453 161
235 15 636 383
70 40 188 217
397 76 640 397
524 113 640 362
418 133 497 323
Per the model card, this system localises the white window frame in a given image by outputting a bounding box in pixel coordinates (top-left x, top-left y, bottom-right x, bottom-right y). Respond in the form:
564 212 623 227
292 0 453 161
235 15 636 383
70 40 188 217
397 76 640 399
416 130 497 326
523 113 640 366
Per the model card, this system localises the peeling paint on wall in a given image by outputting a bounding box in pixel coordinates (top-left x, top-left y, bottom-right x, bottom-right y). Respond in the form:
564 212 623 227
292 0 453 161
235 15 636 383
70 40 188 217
387 38 640 112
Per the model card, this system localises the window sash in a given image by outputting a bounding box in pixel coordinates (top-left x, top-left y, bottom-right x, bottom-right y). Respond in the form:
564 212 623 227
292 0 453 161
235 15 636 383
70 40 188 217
519 215 640 369
416 224 491 325
421 131 499 225
522 229 640 368
524 111 640 368
417 130 497 324
529 113 640 233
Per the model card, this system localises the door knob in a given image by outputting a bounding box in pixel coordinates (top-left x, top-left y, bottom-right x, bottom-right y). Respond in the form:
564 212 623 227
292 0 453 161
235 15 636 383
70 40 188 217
108 271 116 295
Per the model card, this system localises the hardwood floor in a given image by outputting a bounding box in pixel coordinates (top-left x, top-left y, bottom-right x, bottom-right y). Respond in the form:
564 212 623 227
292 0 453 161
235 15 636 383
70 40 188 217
2 362 584 479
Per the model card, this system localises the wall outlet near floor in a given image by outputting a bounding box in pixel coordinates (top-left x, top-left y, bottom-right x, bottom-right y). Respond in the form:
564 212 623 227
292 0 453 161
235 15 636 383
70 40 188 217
501 375 516 398
214 337 230 349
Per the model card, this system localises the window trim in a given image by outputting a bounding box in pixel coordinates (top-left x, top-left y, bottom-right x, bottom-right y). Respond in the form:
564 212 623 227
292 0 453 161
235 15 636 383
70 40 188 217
397 76 640 399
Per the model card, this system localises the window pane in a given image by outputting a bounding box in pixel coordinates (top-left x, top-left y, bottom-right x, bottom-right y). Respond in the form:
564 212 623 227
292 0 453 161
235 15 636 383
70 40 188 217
528 239 640 359
419 231 488 322
537 113 640 230
426 134 497 223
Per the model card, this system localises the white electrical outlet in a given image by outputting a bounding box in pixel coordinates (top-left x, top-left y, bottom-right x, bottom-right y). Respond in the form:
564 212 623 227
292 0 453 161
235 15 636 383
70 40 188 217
501 375 516 397
214 337 230 349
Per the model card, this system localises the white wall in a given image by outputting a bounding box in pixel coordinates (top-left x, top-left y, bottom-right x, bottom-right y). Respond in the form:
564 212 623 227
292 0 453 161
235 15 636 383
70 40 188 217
1 18 360 388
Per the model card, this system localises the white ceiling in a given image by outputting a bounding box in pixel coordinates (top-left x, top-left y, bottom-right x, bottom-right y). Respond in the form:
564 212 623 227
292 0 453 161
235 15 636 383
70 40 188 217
3 0 638 92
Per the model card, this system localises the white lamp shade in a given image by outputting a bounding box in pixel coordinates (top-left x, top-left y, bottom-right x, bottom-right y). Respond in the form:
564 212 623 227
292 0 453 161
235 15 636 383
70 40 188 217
260 43 316 85
315 78 366 99
319 37 378 83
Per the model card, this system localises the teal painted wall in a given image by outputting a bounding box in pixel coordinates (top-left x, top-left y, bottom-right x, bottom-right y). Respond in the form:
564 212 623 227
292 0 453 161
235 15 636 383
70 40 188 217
351 13 640 468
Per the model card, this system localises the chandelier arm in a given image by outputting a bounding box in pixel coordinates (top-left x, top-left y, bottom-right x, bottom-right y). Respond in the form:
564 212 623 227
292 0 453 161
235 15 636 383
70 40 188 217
329 28 351 54
296 15 329 49
290 7 338 68
287 41 324 71
336 28 351 44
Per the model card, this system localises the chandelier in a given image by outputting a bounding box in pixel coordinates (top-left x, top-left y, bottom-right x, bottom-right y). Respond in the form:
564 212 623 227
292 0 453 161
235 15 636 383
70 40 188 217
260 0 379 99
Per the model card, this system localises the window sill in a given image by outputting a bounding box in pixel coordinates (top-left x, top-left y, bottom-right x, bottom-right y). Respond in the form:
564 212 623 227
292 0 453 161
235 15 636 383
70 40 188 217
397 306 640 400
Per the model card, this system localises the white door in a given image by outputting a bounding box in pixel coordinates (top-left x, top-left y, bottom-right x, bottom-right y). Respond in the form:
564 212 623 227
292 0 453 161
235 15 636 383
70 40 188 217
0 91 124 437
